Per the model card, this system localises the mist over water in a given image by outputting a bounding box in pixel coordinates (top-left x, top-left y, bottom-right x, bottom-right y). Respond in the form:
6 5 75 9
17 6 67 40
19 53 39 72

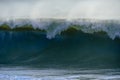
0 0 120 20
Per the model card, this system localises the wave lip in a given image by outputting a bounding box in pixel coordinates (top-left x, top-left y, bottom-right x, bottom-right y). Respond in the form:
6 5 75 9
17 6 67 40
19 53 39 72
0 19 120 39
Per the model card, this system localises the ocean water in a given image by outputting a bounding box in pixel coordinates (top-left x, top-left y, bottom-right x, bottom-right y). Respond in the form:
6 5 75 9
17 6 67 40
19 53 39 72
0 19 120 80
0 68 120 80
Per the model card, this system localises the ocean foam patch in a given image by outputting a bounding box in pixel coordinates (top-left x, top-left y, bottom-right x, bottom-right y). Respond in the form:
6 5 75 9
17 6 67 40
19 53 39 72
0 68 120 80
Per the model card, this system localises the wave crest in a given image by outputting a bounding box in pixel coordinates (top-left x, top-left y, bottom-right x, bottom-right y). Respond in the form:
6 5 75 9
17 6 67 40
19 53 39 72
0 19 120 39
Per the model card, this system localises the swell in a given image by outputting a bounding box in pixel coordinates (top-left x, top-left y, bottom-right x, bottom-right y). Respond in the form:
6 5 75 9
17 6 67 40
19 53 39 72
0 31 120 68
0 19 120 39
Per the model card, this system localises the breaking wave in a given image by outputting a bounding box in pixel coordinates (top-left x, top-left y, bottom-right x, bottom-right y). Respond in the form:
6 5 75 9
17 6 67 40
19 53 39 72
0 18 120 68
0 19 120 39
0 29 120 68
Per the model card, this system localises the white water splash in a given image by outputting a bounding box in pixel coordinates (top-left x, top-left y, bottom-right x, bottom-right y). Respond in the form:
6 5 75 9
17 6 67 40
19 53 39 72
0 0 120 20
0 19 120 39
67 0 120 20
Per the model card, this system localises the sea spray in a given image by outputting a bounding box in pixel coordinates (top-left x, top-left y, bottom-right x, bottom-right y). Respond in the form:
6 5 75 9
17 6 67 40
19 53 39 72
0 19 120 39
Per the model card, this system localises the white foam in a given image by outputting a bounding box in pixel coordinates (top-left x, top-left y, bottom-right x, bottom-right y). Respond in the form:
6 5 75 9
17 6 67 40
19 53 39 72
0 19 120 39
0 68 120 80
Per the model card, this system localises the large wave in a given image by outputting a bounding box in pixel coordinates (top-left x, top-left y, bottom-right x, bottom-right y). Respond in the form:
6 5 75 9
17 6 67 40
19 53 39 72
0 19 120 39
0 27 120 68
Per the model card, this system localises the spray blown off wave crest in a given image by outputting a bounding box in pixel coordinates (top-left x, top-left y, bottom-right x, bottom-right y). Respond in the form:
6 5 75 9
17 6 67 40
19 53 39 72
0 19 120 39
0 0 120 20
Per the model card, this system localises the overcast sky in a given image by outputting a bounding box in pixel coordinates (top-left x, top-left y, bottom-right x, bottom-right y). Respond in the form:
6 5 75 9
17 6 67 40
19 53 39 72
0 0 120 20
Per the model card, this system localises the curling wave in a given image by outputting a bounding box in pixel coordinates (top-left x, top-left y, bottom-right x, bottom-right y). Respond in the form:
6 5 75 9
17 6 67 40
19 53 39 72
0 19 120 39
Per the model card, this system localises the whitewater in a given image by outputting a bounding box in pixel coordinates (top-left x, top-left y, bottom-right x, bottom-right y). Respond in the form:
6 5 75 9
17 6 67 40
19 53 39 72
0 68 120 80
0 0 120 39
0 19 120 39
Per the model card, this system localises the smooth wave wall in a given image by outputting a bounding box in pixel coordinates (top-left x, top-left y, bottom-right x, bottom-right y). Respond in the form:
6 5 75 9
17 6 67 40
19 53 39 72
0 31 120 68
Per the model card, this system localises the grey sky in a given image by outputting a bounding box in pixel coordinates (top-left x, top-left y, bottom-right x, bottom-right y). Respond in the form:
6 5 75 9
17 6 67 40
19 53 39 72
0 0 120 20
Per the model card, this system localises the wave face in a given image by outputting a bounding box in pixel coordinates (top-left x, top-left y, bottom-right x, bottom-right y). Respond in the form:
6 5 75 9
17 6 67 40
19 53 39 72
0 30 120 68
0 19 120 39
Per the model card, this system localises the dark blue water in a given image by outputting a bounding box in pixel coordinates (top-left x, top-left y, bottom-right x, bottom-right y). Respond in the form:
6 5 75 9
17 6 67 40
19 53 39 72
0 31 120 68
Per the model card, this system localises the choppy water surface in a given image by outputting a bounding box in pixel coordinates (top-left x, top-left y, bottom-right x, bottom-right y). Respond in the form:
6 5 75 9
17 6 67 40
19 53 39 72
0 67 120 80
